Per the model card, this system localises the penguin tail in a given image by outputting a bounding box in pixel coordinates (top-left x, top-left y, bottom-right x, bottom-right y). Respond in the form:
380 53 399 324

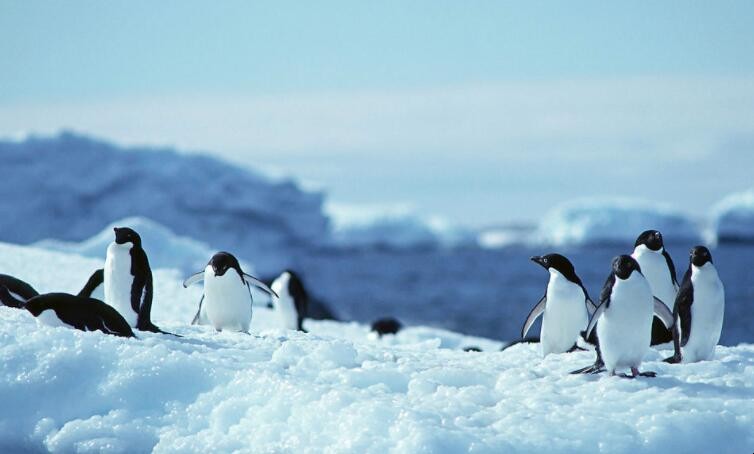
138 320 183 338
0 285 27 309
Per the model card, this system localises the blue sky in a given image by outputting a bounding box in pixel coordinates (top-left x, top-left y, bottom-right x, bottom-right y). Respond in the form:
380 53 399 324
2 1 754 225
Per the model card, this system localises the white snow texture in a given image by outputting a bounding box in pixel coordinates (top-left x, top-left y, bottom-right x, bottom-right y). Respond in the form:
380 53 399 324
1 241 753 453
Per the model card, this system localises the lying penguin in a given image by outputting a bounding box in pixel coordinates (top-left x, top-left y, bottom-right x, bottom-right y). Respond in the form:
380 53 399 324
184 252 278 333
0 285 135 338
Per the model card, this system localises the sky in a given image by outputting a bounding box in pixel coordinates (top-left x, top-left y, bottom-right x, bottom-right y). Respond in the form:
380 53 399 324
2 1 754 226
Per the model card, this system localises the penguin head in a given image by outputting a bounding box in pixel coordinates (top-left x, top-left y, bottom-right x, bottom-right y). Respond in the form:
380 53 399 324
113 227 141 247
282 269 308 301
613 255 642 280
634 229 664 251
530 253 576 278
690 246 713 267
209 252 242 278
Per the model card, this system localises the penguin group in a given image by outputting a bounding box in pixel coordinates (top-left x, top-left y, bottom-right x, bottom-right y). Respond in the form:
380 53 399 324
521 229 725 378
0 226 312 337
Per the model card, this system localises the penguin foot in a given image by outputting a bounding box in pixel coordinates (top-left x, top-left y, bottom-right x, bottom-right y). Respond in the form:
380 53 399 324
628 367 656 378
663 354 682 364
617 373 636 379
567 345 588 353
570 363 606 375
638 371 657 378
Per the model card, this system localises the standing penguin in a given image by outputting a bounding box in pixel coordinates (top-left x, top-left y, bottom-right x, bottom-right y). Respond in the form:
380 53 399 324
184 252 278 333
522 254 597 356
104 227 163 333
0 286 135 338
664 246 725 363
582 255 675 378
631 230 678 344
270 270 309 332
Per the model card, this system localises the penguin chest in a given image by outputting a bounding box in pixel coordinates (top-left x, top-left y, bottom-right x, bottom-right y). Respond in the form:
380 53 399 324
632 247 676 307
104 243 138 327
685 267 725 361
271 274 298 330
597 275 653 370
541 274 587 355
204 273 252 332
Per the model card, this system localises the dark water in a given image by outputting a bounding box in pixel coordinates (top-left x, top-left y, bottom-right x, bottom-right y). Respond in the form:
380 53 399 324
291 242 754 345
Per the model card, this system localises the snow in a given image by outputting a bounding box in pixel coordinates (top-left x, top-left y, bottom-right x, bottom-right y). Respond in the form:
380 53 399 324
325 203 472 249
1 241 753 452
476 225 535 249
712 188 754 243
34 217 216 274
536 198 702 246
0 132 328 274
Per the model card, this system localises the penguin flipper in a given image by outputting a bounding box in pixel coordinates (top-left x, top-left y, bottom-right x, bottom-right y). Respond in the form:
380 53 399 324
585 303 606 339
0 285 28 308
652 297 675 330
586 297 598 315
183 271 204 288
521 295 546 338
0 274 39 301
191 295 205 325
78 269 104 298
243 273 279 298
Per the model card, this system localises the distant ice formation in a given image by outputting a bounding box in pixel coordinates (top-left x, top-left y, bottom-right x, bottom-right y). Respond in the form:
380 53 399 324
712 188 754 244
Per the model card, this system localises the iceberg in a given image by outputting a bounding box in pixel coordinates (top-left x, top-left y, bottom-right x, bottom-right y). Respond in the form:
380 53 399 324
712 188 754 243
536 198 702 246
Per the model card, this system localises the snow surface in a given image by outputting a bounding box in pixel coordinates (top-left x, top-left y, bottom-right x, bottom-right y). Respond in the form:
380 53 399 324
0 132 328 274
712 188 754 243
536 198 703 246
1 241 753 453
33 217 217 274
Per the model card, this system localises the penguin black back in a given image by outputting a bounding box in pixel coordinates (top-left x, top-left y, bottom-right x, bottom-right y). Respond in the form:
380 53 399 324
114 227 158 332
285 269 309 331
0 274 38 306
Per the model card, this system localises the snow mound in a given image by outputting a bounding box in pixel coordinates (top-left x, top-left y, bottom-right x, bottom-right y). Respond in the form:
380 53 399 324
536 198 702 246
0 132 328 274
34 217 216 274
1 241 753 452
325 203 472 249
712 188 754 243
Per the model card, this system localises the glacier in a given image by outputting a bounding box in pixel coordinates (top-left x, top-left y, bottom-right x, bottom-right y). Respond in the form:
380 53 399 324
1 241 753 453
0 132 328 274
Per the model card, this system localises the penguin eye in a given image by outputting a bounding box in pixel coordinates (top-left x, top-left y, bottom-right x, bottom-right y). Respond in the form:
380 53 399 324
543 258 549 264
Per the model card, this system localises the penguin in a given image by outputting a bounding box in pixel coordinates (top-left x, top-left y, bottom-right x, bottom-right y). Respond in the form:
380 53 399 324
0 286 135 338
522 254 597 356
664 246 725 363
104 227 163 333
269 270 309 331
370 317 402 337
184 252 278 333
631 230 678 344
581 255 675 378
0 274 39 306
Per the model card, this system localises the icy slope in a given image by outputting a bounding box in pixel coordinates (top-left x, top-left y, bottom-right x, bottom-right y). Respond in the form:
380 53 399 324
1 242 753 453
537 198 702 246
712 188 754 243
0 132 328 274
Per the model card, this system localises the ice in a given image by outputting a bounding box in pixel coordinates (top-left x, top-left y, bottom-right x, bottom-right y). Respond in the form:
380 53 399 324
1 241 753 452
325 203 472 249
712 188 754 243
0 132 328 274
536 198 702 246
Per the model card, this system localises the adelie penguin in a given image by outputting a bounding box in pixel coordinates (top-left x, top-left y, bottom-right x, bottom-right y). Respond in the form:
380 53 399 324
522 254 597 356
0 286 135 338
184 252 278 333
631 230 679 345
103 227 166 333
270 270 309 332
664 246 725 364
0 269 104 305
579 255 675 378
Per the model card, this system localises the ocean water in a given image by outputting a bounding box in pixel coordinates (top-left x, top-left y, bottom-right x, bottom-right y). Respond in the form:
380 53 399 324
291 242 754 345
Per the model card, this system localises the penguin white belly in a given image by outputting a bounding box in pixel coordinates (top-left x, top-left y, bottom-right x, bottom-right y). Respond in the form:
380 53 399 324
541 273 588 356
271 274 298 330
684 266 725 362
597 275 653 372
104 243 138 327
632 246 676 307
204 270 252 332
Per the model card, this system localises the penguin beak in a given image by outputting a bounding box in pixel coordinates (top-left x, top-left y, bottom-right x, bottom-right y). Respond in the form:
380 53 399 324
530 256 546 268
